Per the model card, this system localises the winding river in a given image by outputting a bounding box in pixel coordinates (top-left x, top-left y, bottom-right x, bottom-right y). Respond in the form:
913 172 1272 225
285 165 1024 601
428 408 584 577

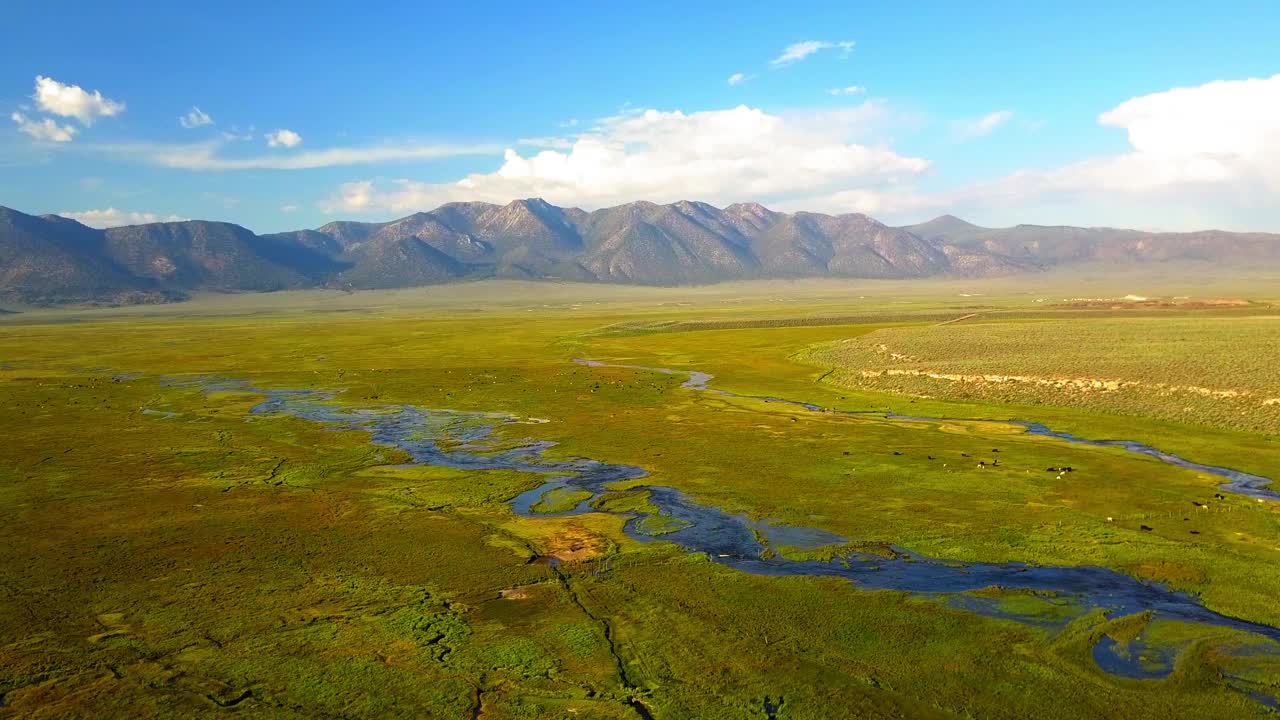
173 363 1280 700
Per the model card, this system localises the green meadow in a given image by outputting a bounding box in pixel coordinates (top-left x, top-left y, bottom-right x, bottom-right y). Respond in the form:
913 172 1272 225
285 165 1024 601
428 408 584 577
2 276 1279 719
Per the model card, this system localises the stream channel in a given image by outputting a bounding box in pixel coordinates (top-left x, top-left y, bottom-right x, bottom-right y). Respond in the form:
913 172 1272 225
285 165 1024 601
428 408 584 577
174 363 1280 702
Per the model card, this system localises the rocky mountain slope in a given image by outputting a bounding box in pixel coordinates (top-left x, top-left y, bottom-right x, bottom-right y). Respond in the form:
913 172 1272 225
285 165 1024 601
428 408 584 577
2 199 1278 304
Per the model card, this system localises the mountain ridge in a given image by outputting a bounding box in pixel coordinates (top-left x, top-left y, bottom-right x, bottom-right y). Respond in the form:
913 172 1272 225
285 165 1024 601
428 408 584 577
3 199 1280 305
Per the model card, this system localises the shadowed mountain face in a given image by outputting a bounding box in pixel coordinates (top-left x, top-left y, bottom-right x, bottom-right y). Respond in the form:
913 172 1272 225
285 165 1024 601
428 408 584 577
3 199 1279 304
0 208 141 304
101 221 323 291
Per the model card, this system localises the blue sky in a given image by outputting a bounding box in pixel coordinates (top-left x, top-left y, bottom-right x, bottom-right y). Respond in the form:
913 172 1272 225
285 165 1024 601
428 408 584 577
3 1 1279 232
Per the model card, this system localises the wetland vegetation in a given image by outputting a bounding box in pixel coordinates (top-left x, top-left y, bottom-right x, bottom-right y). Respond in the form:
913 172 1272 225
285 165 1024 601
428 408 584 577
2 277 1279 718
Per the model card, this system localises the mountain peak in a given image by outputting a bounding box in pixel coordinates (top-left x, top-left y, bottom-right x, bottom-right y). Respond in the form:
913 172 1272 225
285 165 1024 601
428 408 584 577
931 214 980 228
40 214 95 231
903 214 988 242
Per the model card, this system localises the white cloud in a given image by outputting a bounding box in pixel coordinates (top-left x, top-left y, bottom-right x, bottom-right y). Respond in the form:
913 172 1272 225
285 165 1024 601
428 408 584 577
315 74 1280 231
179 107 213 129
280 203 300 213
962 75 1280 208
321 103 928 214
85 139 498 170
1098 75 1280 160
328 180 376 211
58 208 186 228
827 86 866 96
782 187 939 219
33 76 125 125
802 74 1280 229
517 136 574 150
955 110 1014 139
11 111 77 142
771 41 826 66
771 40 854 67
727 72 753 86
266 129 303 148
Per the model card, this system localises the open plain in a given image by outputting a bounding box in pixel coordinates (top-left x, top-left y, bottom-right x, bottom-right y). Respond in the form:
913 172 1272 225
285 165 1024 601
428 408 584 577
2 276 1279 718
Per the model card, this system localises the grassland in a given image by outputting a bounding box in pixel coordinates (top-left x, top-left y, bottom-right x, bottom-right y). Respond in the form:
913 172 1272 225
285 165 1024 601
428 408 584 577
804 315 1280 434
2 278 1280 718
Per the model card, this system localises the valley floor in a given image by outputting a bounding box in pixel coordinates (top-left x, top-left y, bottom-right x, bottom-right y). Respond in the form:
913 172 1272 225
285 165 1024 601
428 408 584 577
2 278 1279 719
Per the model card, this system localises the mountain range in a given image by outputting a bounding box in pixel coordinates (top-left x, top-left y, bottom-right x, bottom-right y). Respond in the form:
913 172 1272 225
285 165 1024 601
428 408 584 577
3 199 1280 305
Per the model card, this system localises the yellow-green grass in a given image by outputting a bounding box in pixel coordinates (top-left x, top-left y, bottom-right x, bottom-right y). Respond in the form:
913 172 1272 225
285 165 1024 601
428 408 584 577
2 282 1279 718
530 487 594 514
802 315 1280 434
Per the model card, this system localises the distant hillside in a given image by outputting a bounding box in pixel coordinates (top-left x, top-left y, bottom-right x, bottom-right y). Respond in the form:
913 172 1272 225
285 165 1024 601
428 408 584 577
901 217 1280 266
2 200 1279 304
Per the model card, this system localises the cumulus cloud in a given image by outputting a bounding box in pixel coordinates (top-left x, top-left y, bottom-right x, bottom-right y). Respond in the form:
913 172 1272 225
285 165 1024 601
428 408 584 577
1098 75 1280 161
179 107 213 128
314 75 1280 230
827 86 866 96
321 103 928 213
280 203 300 212
266 129 303 148
962 74 1280 208
770 40 855 67
11 111 77 142
955 110 1013 139
85 139 498 170
33 76 125 125
58 208 186 228
727 72 753 86
803 74 1280 228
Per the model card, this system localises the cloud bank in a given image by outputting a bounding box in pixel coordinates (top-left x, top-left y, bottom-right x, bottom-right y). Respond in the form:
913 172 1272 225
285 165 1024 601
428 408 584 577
957 74 1280 210
323 103 927 213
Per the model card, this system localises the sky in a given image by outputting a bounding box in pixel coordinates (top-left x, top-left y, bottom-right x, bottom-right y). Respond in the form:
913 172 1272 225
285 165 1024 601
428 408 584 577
2 0 1279 233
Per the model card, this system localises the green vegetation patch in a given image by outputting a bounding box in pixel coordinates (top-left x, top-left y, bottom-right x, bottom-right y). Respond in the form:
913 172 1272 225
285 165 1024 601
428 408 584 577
530 487 594 513
4 284 1280 718
804 316 1280 434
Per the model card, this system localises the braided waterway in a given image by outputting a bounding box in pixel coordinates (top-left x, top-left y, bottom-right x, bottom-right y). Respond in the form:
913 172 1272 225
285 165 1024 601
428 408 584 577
173 367 1280 701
